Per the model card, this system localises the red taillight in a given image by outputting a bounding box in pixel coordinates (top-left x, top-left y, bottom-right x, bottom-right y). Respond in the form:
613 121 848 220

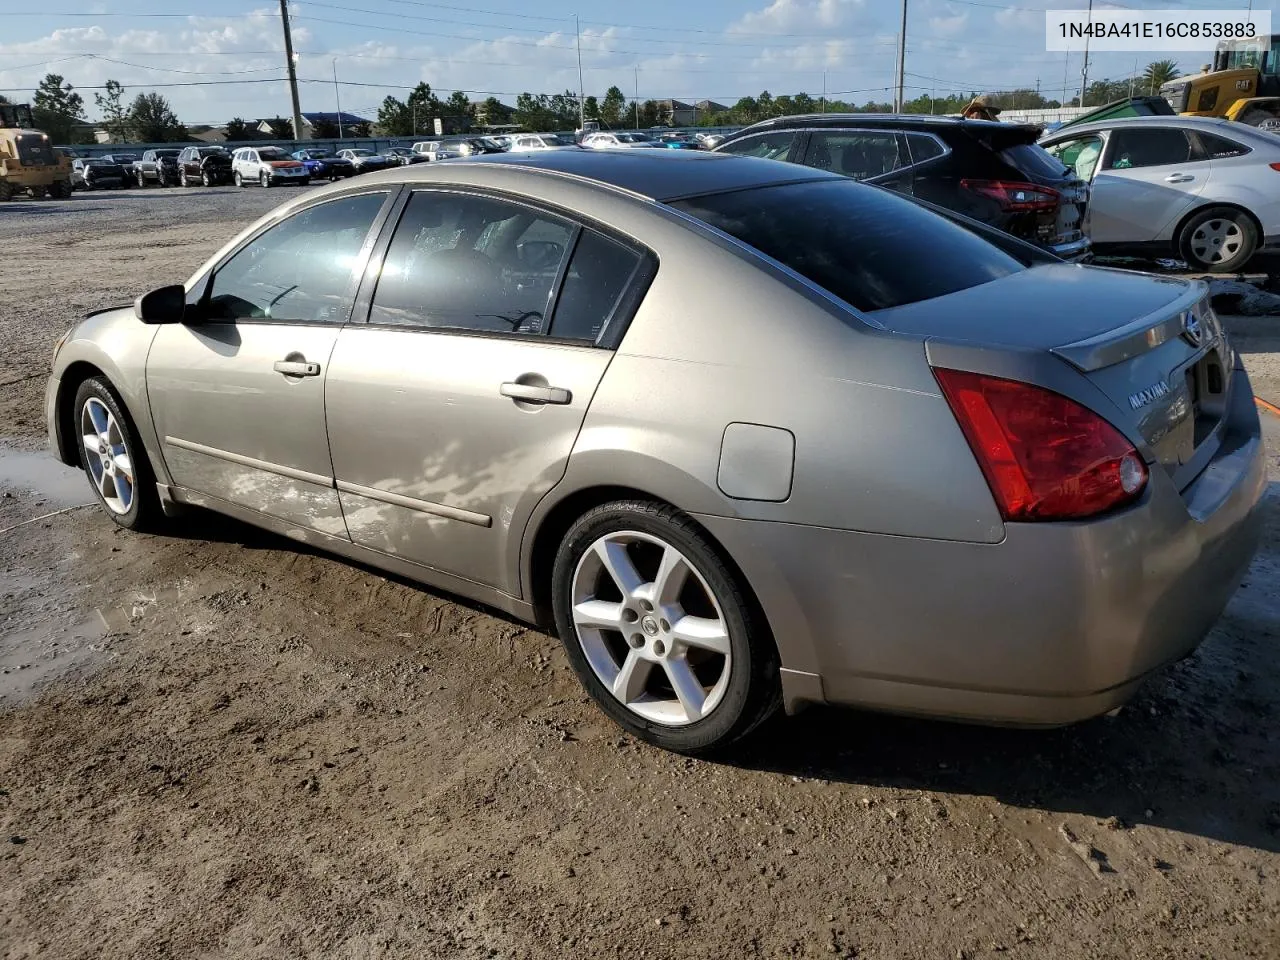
959 179 1060 212
1270 162 1280 172
934 368 1148 522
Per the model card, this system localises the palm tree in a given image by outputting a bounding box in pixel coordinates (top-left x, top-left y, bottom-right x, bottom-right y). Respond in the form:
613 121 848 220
1143 60 1180 95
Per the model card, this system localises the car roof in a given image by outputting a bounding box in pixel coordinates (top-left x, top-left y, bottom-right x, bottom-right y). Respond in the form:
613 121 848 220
376 149 837 201
1041 114 1278 141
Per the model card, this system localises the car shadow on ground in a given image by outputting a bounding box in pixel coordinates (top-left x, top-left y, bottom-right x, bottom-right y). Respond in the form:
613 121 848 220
159 483 1280 855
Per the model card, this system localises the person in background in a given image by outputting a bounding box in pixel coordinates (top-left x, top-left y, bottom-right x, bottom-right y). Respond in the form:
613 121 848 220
961 95 1001 121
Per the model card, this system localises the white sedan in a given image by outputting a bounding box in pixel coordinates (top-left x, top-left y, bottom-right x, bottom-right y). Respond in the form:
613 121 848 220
508 133 580 151
582 132 661 149
1041 116 1280 272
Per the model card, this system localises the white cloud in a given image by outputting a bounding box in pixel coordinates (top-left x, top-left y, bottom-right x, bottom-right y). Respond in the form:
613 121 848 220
730 0 868 34
928 12 969 36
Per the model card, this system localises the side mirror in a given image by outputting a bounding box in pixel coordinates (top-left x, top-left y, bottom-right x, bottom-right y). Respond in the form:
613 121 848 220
133 284 186 324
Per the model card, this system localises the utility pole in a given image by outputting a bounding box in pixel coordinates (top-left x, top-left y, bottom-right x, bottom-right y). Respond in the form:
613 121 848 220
822 70 827 112
575 14 586 129
277 0 304 140
332 59 344 138
1079 0 1093 107
893 0 908 112
634 65 639 129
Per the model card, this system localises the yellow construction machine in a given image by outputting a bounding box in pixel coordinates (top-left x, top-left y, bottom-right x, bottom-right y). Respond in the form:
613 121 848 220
1159 34 1280 128
0 102 74 201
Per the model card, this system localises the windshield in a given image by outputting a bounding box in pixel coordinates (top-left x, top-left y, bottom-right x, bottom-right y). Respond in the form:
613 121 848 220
669 179 1024 312
114 154 138 162
349 149 374 156
155 150 179 158
546 134 576 146
259 147 289 159
198 148 225 156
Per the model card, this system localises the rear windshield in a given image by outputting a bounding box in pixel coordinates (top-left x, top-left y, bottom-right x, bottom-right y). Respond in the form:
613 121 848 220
1000 143 1071 180
669 179 1024 312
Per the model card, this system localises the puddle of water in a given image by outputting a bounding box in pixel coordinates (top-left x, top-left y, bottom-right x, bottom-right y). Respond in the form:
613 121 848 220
0 446 89 507
0 614 108 705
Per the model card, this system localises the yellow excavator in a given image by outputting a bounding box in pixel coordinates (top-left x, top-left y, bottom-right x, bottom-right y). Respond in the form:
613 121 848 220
1159 34 1280 128
0 102 74 201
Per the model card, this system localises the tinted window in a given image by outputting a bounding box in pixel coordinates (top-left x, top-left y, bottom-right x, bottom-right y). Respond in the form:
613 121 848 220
1045 136 1103 180
370 191 574 334
907 133 945 163
1000 143 1070 179
1197 132 1250 158
258 147 288 160
1105 128 1195 169
551 232 644 342
804 132 903 180
670 179 1023 312
204 193 386 323
718 131 796 160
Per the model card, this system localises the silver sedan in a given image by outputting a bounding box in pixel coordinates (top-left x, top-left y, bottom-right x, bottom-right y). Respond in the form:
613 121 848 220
47 150 1265 754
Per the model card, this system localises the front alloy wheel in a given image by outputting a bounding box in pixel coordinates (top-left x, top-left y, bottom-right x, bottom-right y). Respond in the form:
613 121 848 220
234 171 243 187
552 500 779 754
72 378 159 531
260 170 271 188
202 169 213 187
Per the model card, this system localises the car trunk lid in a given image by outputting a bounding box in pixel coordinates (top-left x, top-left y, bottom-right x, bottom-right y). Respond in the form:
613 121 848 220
874 264 1230 489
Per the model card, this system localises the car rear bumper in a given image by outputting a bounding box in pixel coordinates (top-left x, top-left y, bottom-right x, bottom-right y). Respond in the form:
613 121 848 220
1048 235 1092 261
696 366 1266 726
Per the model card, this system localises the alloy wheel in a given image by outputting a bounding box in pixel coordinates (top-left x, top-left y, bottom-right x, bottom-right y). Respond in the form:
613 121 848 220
260 170 270 188
202 170 212 187
1190 217 1243 266
80 397 134 515
570 530 732 726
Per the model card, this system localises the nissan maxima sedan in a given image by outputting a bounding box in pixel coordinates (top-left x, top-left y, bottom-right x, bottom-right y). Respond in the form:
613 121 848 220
47 150 1265 754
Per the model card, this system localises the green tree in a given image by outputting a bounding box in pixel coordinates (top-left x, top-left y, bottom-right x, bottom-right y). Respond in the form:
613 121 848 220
349 120 371 138
445 90 472 132
265 116 293 138
1143 59 1179 94
127 92 185 142
479 96 511 126
224 117 253 140
730 96 758 124
94 79 129 142
636 99 660 127
514 92 557 131
599 85 626 127
406 82 441 134
583 95 599 120
310 117 339 138
32 73 86 144
377 95 411 136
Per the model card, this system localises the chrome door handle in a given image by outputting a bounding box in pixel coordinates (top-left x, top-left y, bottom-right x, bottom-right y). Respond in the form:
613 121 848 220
1164 173 1194 183
500 382 572 405
273 360 321 377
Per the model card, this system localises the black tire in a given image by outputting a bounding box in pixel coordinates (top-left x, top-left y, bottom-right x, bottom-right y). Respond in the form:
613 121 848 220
299 176 311 187
234 171 244 188
260 170 271 188
136 171 146 188
551 499 780 755
1178 205 1259 273
72 377 162 532
180 170 190 187
51 180 72 199
202 170 213 187
0 181 12 202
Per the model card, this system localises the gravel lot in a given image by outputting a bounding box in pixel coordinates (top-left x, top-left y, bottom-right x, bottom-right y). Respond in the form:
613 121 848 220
1 188 1279 960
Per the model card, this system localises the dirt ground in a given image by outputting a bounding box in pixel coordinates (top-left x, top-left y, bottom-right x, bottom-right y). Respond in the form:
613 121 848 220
1 189 1279 960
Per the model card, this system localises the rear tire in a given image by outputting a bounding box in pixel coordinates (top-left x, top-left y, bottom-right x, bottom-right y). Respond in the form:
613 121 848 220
1178 205 1258 273
73 377 162 532
0 181 12 202
551 499 780 755
136 171 146 188
260 170 271 188
202 170 213 187
234 171 244 188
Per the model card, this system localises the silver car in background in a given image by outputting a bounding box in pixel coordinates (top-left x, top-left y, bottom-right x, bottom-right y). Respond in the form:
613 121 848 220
47 150 1264 754
1041 116 1280 272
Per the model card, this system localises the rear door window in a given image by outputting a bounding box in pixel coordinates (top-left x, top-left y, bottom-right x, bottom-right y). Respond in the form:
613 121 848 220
803 132 904 180
717 131 798 161
550 231 645 343
906 133 946 164
369 191 574 335
1104 128 1196 169
670 179 1023 313
1195 132 1251 159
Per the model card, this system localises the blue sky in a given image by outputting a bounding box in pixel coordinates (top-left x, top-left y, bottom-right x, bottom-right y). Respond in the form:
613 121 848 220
0 1 1245 125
